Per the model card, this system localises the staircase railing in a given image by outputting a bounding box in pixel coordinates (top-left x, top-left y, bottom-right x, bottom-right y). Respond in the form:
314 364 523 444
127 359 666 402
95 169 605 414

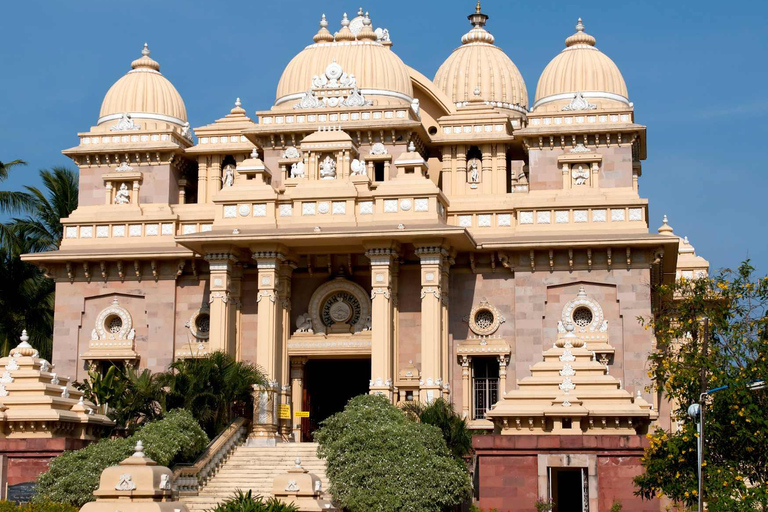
173 417 248 496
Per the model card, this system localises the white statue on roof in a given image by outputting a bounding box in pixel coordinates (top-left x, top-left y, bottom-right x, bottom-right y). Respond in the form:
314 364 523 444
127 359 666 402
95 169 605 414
222 165 235 187
114 183 130 205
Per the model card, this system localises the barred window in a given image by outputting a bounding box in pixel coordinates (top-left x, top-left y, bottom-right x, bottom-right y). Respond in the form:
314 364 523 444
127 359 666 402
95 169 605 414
472 358 499 420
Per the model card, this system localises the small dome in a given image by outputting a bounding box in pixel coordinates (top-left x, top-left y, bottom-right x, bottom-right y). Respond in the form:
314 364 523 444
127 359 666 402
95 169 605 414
533 19 630 112
434 3 528 114
274 12 412 109
98 44 187 128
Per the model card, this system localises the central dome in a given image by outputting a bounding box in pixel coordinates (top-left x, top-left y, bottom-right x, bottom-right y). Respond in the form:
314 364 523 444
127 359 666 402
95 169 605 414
274 12 413 110
434 3 528 113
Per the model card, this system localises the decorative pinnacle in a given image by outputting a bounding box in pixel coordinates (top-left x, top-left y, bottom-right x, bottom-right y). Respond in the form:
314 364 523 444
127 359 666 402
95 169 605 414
320 14 328 28
662 214 669 224
476 1 481 13
358 7 364 16
341 12 349 27
408 141 416 152
473 86 481 96
20 330 29 343
364 11 371 25
235 97 242 108
142 43 150 57
250 148 258 158
576 17 584 32
295 457 302 468
133 440 145 457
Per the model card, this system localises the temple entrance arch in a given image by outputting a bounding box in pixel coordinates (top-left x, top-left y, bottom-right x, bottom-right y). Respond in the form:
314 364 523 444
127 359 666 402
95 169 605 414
300 357 370 442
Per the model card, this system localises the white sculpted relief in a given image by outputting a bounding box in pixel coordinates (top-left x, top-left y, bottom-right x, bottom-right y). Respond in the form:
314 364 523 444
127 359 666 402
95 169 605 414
222 165 235 187
282 146 301 159
295 61 372 109
110 113 141 131
351 158 367 176
296 313 313 333
571 164 589 186
114 183 130 204
319 156 337 180
290 161 306 178
312 61 356 89
467 159 481 183
370 142 387 156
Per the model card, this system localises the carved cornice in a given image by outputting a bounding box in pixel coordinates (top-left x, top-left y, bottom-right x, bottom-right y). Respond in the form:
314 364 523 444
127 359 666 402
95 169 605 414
252 251 287 269
365 248 398 266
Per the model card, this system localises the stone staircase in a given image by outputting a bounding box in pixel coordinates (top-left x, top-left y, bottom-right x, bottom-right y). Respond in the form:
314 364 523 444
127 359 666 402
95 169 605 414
180 443 330 512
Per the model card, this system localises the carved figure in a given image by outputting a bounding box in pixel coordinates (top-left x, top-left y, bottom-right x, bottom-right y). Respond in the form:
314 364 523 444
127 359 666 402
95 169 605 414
370 142 387 155
362 315 372 331
290 161 305 178
319 156 336 179
283 146 301 159
91 329 99 340
572 164 589 185
127 328 136 341
159 474 171 491
114 183 130 205
351 158 367 176
115 473 136 491
296 314 313 333
468 159 480 183
222 165 235 187
110 113 140 131
181 122 193 139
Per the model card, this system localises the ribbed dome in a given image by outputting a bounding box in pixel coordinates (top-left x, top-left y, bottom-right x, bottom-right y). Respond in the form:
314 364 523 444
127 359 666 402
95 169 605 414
533 19 630 112
274 13 413 109
434 3 528 113
98 44 187 128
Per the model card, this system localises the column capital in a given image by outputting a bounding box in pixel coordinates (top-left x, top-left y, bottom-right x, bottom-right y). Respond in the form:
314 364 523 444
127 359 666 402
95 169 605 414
415 244 450 264
365 246 399 265
252 251 287 269
205 252 239 264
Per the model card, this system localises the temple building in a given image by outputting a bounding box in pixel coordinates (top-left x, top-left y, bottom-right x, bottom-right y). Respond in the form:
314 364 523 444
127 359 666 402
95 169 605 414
23 4 707 511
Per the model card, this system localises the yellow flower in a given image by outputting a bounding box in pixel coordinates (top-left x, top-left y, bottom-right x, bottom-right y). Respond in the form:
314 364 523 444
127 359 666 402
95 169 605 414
702 461 707 467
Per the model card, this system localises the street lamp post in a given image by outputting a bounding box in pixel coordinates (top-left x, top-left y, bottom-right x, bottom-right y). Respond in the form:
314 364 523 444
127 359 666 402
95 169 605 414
687 380 765 512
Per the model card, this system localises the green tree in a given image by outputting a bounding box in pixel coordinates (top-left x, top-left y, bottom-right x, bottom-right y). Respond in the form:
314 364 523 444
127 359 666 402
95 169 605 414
402 397 473 460
634 261 768 511
161 351 265 436
315 394 471 512
0 159 33 215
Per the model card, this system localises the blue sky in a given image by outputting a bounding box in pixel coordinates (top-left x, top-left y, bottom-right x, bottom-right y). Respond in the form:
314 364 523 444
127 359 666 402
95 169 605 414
1 1 766 275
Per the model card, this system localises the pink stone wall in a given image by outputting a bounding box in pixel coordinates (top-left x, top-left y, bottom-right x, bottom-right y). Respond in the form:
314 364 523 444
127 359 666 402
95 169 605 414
52 263 203 380
528 145 634 191
240 270 259 364
174 275 209 357
77 164 180 208
446 250 656 420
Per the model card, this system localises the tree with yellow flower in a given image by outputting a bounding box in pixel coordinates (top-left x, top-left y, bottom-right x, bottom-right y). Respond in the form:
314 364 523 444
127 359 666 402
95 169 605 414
634 261 767 512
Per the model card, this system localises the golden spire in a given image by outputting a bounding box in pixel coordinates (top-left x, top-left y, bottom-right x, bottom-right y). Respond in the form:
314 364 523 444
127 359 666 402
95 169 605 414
462 2 494 44
313 14 334 43
476 1 481 13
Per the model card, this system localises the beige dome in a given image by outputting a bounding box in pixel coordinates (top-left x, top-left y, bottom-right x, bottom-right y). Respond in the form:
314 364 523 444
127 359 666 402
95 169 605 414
274 13 413 109
533 19 630 112
434 3 528 114
98 44 188 128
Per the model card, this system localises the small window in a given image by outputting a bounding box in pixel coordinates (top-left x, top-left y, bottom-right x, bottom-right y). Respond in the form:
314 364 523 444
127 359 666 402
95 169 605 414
472 358 499 420
374 161 385 182
573 307 593 328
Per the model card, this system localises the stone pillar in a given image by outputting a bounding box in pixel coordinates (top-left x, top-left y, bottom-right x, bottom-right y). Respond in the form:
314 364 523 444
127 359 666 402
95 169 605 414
441 146 453 196
205 252 239 355
278 262 295 438
460 355 471 420
250 249 286 443
197 156 208 204
365 245 399 398
498 354 509 396
441 252 453 400
456 145 467 195
415 244 447 402
290 357 307 442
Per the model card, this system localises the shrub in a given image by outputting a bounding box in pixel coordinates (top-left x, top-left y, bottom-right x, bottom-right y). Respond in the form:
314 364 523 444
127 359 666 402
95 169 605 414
315 394 471 512
35 409 208 507
402 398 472 460
609 501 623 512
0 502 78 512
534 498 553 512
207 490 299 512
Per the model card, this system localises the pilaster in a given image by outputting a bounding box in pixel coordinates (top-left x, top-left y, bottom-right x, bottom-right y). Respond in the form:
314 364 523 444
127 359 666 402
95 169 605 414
415 244 449 402
365 244 399 398
278 261 295 438
460 355 471 419
290 357 307 442
205 252 239 355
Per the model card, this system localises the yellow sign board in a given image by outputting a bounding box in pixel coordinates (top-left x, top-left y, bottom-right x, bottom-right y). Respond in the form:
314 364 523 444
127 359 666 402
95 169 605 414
294 411 310 418
278 404 291 419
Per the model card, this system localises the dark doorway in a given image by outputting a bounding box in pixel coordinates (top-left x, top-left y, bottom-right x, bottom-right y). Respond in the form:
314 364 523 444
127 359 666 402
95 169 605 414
302 358 370 441
550 467 585 512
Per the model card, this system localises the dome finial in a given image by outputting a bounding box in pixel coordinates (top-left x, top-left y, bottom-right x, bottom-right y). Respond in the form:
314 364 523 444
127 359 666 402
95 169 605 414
476 1 482 14
576 17 584 32
142 43 150 57
320 14 328 28
565 17 595 47
463 2 493 44
235 97 241 108
314 13 334 43
341 12 350 27
358 7 364 16
658 214 675 236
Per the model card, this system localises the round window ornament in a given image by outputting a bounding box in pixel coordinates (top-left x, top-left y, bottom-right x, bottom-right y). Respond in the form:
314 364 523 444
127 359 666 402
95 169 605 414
188 306 211 340
318 202 330 214
238 204 251 217
466 298 505 336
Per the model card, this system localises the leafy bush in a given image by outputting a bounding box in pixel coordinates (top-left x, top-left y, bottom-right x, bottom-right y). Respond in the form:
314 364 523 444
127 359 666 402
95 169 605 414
207 490 299 512
534 498 553 512
0 502 78 512
609 501 623 512
35 409 208 507
315 394 471 512
402 398 472 460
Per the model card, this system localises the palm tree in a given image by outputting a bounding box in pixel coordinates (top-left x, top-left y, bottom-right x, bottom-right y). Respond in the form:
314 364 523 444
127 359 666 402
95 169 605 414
162 352 266 436
402 398 473 460
0 165 78 358
7 167 78 252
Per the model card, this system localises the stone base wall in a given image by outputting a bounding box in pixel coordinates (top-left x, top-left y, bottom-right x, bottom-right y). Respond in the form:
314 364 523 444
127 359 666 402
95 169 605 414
0 438 91 485
473 435 660 512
